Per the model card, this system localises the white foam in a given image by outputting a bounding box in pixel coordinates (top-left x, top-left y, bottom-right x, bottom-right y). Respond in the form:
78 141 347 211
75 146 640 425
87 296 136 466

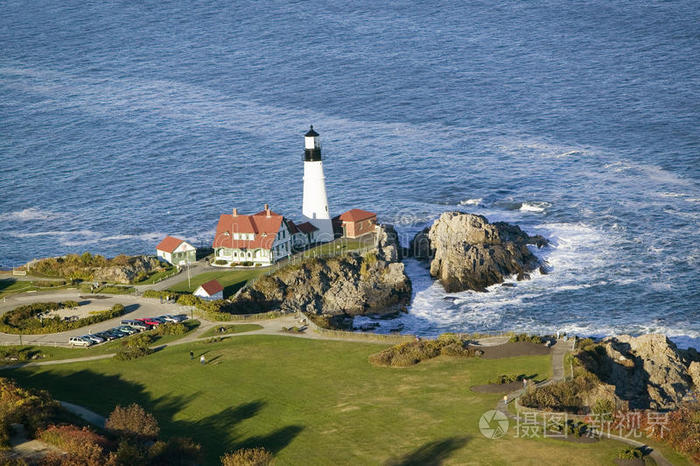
0 208 62 221
5 229 163 246
459 198 482 206
519 201 551 213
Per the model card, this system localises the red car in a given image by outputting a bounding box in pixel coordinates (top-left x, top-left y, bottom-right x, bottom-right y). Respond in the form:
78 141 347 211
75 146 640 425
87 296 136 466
135 318 161 327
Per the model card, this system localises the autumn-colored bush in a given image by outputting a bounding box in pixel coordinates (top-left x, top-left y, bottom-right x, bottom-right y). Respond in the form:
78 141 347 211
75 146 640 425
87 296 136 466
106 404 160 440
39 424 109 450
0 377 58 447
221 447 274 466
638 405 700 463
368 335 477 367
148 437 203 465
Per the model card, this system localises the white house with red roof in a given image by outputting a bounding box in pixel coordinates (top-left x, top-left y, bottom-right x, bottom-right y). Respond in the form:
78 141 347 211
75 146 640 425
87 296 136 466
194 279 224 300
156 236 196 266
286 219 320 250
212 204 293 267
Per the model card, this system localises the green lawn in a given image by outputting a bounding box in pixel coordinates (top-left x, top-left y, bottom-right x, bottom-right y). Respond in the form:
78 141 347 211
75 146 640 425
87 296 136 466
7 335 644 465
134 266 178 285
200 324 263 338
0 278 74 298
168 269 267 297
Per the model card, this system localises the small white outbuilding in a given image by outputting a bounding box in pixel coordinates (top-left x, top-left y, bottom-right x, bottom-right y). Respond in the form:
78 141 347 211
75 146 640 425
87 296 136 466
194 279 224 301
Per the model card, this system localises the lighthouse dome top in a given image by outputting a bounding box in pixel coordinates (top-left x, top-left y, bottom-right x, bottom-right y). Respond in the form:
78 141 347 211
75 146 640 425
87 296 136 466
305 125 319 137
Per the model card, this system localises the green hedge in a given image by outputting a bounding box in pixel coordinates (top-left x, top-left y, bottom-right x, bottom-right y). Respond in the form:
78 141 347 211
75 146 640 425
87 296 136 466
0 303 126 335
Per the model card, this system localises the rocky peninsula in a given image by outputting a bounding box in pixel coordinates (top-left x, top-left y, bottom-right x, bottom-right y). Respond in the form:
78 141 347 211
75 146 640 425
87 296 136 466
411 212 548 292
222 225 412 317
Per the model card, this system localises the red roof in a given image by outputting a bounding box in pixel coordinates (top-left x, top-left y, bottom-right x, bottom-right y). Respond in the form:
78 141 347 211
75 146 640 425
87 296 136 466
199 279 223 296
338 209 377 223
156 236 184 253
296 222 318 234
212 209 285 250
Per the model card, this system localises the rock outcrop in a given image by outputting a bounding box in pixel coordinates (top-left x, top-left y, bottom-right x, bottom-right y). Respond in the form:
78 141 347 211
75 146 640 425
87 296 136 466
578 334 699 410
411 212 548 292
91 256 164 284
223 225 411 316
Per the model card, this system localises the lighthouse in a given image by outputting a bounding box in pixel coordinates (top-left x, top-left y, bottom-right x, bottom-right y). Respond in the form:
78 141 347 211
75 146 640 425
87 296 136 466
302 125 334 241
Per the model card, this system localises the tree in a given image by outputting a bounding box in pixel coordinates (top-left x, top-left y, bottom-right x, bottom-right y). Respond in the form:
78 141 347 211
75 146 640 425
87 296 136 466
220 448 274 466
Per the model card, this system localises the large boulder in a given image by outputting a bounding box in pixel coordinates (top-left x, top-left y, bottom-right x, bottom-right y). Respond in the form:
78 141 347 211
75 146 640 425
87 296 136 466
92 256 163 284
411 212 548 292
224 225 412 316
578 334 699 410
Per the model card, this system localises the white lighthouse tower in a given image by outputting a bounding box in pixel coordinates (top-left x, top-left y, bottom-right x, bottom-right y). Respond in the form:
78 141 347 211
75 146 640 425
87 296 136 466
302 125 334 241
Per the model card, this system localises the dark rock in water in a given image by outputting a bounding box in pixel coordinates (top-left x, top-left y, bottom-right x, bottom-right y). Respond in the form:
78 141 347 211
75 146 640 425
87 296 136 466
501 283 516 288
410 212 548 293
443 296 460 301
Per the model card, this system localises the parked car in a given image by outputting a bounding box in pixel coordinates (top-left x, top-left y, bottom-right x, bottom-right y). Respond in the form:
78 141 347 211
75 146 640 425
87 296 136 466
121 320 149 331
136 317 162 327
116 325 139 335
164 314 188 323
94 331 117 341
84 334 105 344
68 336 92 347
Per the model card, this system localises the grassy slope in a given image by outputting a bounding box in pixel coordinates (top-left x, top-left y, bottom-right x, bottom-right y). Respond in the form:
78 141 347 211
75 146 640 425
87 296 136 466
7 335 634 465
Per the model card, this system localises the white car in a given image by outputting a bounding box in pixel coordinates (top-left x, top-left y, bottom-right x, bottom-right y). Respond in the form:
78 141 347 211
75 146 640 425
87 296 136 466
162 314 187 323
69 337 92 347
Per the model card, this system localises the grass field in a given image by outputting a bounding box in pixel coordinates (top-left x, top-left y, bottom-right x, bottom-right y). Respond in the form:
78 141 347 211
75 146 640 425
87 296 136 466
6 334 655 465
0 278 74 298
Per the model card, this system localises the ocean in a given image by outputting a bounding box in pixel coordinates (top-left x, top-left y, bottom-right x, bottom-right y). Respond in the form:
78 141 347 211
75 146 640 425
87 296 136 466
1 1 698 346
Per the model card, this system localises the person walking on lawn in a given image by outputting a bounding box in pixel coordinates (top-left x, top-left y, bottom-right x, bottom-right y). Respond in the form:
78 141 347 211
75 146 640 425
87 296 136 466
200 354 205 365
190 351 194 360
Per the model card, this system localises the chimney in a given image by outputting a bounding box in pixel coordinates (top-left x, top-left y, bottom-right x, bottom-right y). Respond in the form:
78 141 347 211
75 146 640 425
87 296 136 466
232 208 238 216
265 204 270 217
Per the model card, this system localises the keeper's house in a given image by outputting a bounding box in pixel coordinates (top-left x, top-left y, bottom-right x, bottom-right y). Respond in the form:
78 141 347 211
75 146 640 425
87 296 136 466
287 219 320 250
156 236 196 266
334 209 377 239
212 205 292 267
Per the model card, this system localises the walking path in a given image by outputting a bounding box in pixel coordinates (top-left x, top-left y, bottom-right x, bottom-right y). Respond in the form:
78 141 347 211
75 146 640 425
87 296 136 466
496 338 672 466
60 401 106 428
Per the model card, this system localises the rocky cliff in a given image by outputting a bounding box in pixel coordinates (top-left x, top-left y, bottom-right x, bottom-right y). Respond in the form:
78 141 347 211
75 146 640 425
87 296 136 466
222 225 411 316
411 212 548 292
577 334 700 410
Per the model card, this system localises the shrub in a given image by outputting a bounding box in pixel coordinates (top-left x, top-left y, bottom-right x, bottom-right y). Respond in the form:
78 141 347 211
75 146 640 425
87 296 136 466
39 425 109 451
509 333 547 344
152 323 187 336
617 446 644 460
148 437 202 465
519 369 599 413
0 378 59 445
114 333 155 361
368 336 476 367
489 374 525 385
592 398 615 420
221 447 274 466
176 294 201 307
214 259 228 266
106 404 160 440
0 303 127 335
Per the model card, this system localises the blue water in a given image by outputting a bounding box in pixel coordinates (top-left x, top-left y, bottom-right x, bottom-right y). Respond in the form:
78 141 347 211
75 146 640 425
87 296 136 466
1 1 698 345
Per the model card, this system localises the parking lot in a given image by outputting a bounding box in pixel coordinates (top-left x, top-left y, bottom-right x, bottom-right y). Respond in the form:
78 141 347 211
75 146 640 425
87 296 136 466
0 290 195 347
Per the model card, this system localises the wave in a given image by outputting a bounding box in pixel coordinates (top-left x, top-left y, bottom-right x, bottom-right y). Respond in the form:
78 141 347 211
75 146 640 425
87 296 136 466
5 229 164 246
0 208 63 221
458 198 482 206
520 201 551 213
